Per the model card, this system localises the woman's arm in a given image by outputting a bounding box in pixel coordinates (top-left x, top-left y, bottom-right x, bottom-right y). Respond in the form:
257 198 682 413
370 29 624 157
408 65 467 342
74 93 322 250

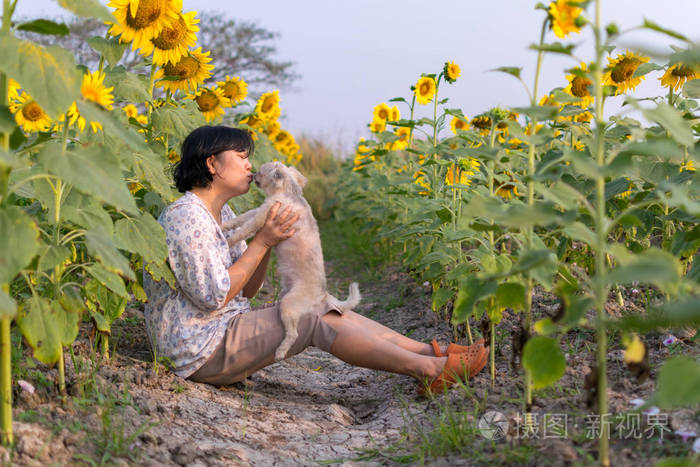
223 203 298 305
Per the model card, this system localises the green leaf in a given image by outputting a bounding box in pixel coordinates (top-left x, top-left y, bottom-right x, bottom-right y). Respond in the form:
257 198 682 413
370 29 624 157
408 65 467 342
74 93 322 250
84 263 128 298
432 287 453 313
496 282 525 310
613 298 700 333
653 357 700 409
452 278 497 325
84 279 127 329
604 248 681 293
563 222 597 246
0 206 40 284
631 62 662 79
104 67 150 102
0 33 81 119
151 104 203 140
529 42 575 55
0 106 16 134
84 229 135 281
682 79 700 99
0 288 17 320
490 67 522 79
59 285 84 313
642 19 689 42
37 244 71 272
144 260 176 288
642 103 695 147
522 336 566 389
36 143 138 215
17 19 69 36
56 0 112 21
512 105 559 121
62 203 114 233
114 213 167 263
16 297 77 364
76 101 148 152
87 37 127 68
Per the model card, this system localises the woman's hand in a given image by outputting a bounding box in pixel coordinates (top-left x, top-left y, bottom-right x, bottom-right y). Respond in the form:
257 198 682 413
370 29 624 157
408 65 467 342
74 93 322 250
253 202 300 248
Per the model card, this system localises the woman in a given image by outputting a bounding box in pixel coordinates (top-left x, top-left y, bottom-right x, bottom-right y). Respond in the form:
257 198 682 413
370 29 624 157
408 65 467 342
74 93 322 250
143 125 489 396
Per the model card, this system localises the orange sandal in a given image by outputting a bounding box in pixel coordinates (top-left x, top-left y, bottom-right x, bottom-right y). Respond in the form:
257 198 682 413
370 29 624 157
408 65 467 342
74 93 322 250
418 344 489 397
431 338 486 357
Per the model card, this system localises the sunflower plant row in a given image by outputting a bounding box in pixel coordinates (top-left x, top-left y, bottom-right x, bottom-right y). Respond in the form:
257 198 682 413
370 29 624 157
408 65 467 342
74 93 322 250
338 1 699 465
0 0 304 445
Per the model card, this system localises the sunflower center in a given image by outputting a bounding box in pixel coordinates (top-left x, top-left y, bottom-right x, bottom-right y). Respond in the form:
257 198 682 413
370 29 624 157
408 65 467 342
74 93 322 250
611 57 641 83
672 65 695 78
571 76 591 97
222 81 240 99
455 119 466 130
472 116 492 130
195 91 219 112
125 0 164 30
275 133 288 144
22 101 45 122
419 81 432 95
82 86 103 104
151 15 186 50
164 55 199 79
377 109 389 120
261 97 276 114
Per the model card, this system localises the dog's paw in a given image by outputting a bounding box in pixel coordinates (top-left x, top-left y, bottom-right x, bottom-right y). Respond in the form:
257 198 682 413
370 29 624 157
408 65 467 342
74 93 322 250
274 348 287 361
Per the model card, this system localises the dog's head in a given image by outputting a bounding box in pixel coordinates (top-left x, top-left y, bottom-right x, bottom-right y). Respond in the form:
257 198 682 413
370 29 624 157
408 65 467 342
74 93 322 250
253 161 307 196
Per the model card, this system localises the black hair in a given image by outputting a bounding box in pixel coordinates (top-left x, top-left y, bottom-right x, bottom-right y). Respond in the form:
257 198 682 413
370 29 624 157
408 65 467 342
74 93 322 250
173 125 255 193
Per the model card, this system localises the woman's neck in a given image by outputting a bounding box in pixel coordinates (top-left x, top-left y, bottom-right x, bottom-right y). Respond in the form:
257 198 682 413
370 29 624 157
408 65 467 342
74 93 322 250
189 187 228 225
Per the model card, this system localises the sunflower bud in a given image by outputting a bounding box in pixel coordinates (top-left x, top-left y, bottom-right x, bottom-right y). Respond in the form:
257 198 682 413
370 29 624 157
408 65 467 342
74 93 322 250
605 22 619 38
574 15 588 28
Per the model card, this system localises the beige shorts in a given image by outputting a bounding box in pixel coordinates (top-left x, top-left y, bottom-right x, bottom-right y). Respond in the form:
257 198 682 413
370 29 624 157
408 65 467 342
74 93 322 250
188 301 340 386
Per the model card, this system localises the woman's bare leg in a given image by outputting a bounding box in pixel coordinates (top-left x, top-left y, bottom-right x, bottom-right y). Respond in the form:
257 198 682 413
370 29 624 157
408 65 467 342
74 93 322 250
321 311 445 380
336 309 441 356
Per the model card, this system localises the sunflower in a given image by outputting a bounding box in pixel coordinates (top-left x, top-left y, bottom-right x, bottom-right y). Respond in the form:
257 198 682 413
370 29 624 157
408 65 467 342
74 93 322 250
680 159 695 172
263 120 281 138
8 78 21 101
369 118 386 133
9 93 52 132
496 182 519 200
446 159 479 187
564 62 594 107
138 11 198 66
618 178 634 198
81 70 114 110
167 150 180 163
128 182 144 194
108 0 182 50
190 87 231 122
603 51 650 95
660 63 699 92
272 129 292 151
155 47 213 93
471 115 492 131
388 127 410 151
450 116 470 134
123 104 139 118
574 111 593 123
390 105 400 122
66 102 102 133
217 75 248 104
373 103 391 122
414 76 436 105
240 114 263 133
255 90 281 121
444 61 461 84
548 0 583 39
413 170 430 195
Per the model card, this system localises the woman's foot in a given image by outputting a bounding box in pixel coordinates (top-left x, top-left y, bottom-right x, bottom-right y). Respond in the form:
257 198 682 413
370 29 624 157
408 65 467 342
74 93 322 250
418 344 489 397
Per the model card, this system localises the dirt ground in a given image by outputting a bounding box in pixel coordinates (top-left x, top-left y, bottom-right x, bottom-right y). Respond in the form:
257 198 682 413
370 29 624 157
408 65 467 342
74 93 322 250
4 231 700 466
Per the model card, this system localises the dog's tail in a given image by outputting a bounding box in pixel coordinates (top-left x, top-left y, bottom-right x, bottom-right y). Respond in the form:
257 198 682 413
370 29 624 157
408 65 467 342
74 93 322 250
326 282 361 313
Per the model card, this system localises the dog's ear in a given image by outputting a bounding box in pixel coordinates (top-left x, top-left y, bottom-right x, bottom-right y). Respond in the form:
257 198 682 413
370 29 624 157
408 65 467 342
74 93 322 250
287 166 307 188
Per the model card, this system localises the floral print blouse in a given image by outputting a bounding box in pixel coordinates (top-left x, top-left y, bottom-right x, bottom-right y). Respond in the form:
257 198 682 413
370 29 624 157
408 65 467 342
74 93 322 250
143 191 251 378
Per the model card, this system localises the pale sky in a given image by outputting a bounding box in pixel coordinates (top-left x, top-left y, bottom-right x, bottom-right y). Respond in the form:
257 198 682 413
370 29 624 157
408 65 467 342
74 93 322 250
16 1 700 155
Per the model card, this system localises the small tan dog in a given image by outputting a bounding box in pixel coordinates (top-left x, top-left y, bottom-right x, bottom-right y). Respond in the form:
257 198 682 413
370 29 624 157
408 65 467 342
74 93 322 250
222 161 360 361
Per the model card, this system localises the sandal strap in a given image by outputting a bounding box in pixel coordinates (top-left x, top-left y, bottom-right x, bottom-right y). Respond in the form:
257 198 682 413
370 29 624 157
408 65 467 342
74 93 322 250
431 339 444 357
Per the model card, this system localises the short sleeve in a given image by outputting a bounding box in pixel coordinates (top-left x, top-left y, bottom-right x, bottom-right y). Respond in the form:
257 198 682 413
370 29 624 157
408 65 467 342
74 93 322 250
164 204 230 312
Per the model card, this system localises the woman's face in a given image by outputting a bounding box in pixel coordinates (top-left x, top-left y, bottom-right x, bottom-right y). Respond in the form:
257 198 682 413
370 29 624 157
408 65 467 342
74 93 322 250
207 149 253 197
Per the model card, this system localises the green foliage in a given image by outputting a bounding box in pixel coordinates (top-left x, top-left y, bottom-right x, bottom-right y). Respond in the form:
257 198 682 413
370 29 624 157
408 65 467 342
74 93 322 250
522 336 566 389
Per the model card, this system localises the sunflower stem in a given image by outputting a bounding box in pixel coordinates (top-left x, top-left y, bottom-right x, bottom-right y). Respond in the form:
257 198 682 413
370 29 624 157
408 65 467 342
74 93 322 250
593 1 610 465
0 309 11 446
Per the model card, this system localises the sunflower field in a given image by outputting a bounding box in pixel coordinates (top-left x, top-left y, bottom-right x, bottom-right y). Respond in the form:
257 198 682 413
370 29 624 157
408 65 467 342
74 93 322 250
0 0 305 449
339 1 699 465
